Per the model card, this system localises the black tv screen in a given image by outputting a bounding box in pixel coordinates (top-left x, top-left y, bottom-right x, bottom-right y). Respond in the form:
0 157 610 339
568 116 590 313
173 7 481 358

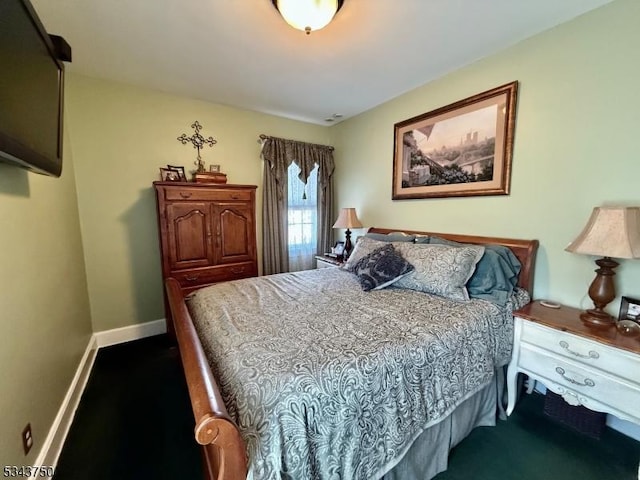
0 0 66 177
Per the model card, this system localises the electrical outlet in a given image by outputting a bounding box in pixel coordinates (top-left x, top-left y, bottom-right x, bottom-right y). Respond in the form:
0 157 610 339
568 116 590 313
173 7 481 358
22 423 33 455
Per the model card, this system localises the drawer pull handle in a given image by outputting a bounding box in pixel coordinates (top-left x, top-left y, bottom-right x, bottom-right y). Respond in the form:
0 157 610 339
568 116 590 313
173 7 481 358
555 367 595 387
559 341 599 359
231 194 240 199
230 267 245 274
185 274 200 282
180 192 192 199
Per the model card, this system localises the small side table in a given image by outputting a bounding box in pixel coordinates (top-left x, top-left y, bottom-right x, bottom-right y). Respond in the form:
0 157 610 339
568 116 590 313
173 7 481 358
315 255 343 269
506 301 640 425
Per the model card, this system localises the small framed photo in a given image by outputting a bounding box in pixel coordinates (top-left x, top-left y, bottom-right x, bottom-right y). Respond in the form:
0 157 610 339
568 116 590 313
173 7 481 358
209 164 221 173
160 167 181 182
619 296 640 323
332 241 345 256
166 165 187 181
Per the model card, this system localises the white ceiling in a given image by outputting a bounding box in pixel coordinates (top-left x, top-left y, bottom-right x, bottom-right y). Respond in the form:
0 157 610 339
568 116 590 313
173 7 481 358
32 0 611 125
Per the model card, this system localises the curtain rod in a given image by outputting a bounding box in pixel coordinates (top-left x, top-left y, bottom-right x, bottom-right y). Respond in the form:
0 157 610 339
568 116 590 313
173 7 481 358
258 134 334 151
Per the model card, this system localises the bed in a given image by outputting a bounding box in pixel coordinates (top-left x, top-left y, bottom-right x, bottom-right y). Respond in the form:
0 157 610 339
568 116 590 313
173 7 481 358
165 227 538 480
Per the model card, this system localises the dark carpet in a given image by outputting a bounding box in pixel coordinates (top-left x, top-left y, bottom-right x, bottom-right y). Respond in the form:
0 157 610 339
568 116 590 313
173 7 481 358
54 334 639 480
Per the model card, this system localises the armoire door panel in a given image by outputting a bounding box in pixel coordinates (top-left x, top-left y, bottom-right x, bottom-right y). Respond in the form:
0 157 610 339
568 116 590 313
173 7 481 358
214 204 256 264
166 203 213 269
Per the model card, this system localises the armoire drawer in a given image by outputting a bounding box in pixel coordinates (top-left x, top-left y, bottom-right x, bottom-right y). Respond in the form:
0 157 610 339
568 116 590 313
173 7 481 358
172 263 257 288
163 188 252 202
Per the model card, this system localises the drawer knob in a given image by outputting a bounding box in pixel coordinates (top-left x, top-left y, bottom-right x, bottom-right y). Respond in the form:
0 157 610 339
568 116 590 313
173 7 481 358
559 341 599 359
555 367 595 388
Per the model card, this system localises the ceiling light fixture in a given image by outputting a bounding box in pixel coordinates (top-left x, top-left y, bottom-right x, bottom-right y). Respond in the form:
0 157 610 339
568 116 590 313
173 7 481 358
272 0 344 35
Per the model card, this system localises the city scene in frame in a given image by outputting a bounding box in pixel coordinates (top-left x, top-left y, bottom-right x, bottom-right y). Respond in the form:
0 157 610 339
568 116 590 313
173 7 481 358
401 104 498 188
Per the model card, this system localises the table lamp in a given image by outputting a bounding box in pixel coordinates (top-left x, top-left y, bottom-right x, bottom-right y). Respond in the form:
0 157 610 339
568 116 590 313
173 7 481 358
565 206 640 327
332 208 363 259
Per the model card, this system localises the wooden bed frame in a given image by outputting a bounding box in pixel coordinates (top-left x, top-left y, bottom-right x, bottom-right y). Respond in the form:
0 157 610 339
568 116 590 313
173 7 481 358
165 228 539 480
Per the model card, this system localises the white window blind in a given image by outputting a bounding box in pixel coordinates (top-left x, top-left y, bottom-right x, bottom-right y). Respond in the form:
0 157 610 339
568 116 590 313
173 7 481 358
287 162 318 272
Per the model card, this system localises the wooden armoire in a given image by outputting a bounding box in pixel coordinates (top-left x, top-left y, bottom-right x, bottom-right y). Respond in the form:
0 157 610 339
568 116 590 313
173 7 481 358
153 182 258 326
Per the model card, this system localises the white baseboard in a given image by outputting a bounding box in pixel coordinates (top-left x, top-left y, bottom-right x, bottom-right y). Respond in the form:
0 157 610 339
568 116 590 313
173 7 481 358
30 319 167 478
607 415 640 442
94 318 167 348
30 335 98 479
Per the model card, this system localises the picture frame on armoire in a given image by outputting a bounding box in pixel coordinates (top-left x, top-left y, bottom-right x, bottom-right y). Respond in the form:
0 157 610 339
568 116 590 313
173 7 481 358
160 167 180 181
167 165 187 181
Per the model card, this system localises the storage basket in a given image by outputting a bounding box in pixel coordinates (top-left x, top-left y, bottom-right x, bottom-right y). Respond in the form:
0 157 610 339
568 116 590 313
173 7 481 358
543 391 606 439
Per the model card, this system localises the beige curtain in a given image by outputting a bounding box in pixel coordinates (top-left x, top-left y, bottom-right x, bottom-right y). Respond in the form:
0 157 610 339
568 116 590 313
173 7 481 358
261 136 335 275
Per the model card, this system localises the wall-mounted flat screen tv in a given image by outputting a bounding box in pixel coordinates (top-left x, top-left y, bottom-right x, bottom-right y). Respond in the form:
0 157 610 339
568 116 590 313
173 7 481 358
0 0 67 177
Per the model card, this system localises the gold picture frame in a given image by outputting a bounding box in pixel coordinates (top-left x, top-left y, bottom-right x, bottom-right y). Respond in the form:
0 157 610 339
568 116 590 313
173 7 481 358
392 81 518 200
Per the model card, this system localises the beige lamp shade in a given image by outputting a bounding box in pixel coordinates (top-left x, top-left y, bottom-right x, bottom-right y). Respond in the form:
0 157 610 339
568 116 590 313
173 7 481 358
332 208 363 229
565 206 640 259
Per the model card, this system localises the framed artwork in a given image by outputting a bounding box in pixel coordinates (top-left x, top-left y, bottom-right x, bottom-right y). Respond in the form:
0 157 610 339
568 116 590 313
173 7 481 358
392 81 518 200
209 164 221 173
619 296 640 323
166 164 187 181
160 167 181 181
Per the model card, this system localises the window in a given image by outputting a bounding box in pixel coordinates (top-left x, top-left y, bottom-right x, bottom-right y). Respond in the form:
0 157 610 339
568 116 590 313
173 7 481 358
287 162 318 271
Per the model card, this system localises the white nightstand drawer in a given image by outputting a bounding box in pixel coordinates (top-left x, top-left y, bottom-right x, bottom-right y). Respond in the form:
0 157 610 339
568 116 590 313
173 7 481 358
507 303 640 424
315 255 342 269
519 345 640 419
520 320 640 384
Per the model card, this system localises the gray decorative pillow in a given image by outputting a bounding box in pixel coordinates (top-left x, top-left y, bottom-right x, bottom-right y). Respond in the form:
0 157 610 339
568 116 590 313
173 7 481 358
364 232 416 243
343 236 388 271
352 244 414 291
429 236 522 305
413 235 430 244
394 243 485 301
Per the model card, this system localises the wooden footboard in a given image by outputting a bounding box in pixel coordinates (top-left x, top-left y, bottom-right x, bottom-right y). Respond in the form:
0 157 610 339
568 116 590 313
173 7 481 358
165 278 248 480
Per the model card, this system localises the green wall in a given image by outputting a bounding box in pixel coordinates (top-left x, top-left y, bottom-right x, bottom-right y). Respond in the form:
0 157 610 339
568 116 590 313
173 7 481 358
64 75 330 331
0 125 92 465
2 0 638 465
331 0 640 313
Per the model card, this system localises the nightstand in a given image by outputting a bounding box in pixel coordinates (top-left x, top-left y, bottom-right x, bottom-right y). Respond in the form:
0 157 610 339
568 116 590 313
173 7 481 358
315 254 343 269
506 301 640 425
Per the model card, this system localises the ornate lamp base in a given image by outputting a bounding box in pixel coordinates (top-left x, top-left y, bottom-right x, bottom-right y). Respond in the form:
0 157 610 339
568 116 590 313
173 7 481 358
580 256 618 328
343 228 353 259
580 310 615 327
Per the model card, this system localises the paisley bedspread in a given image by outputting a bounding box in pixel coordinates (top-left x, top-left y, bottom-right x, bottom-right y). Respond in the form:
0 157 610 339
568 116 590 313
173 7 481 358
187 267 529 480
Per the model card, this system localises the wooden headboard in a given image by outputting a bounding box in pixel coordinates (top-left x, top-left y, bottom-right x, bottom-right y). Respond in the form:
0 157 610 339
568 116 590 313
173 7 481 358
367 227 539 296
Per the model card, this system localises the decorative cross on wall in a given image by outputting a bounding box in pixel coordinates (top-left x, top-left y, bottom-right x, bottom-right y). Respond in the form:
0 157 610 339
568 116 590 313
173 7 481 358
177 121 217 173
